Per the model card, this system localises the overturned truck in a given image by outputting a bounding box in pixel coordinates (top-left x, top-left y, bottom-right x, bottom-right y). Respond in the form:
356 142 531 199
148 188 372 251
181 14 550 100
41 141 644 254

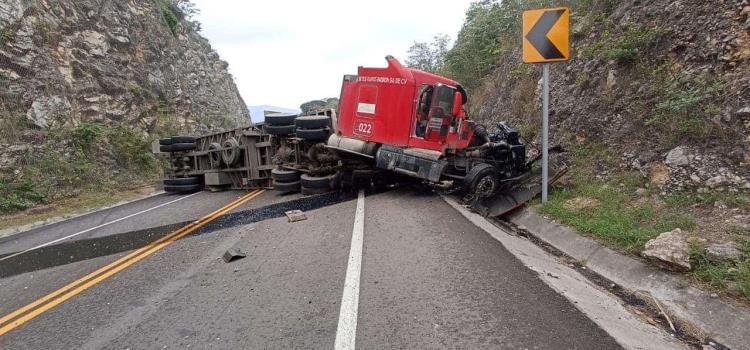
157 56 566 216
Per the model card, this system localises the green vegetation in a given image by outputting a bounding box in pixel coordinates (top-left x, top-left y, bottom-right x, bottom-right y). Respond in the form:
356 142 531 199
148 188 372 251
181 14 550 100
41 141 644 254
2 121 161 217
161 5 179 36
509 63 534 79
644 69 726 140
690 240 750 299
0 186 156 231
72 123 104 154
439 0 616 90
536 142 750 301
108 123 158 172
405 34 450 73
537 143 696 253
0 181 46 214
300 98 339 113
128 83 143 98
0 29 15 45
582 24 668 63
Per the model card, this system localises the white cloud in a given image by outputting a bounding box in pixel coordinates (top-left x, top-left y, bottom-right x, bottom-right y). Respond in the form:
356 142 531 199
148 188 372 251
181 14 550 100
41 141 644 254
191 0 472 109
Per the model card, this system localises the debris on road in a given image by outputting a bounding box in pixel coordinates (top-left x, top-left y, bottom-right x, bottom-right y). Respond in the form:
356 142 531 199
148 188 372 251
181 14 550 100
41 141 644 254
285 210 307 222
222 248 246 263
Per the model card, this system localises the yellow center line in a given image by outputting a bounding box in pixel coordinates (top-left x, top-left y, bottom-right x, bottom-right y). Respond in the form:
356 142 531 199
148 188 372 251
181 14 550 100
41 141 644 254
0 189 264 336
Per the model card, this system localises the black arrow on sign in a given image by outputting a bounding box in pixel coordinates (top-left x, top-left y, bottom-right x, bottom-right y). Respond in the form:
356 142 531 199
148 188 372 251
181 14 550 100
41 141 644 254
525 9 565 59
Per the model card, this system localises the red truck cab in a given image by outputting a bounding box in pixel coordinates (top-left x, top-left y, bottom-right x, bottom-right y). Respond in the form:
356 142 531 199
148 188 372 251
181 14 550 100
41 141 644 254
337 56 473 155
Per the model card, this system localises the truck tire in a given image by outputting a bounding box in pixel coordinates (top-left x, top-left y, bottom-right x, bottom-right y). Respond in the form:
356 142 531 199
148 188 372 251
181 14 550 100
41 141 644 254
296 127 330 141
301 186 331 196
272 168 300 182
208 142 222 168
300 173 334 189
164 183 202 193
159 145 172 152
264 113 298 126
221 138 241 165
169 142 196 152
159 138 172 146
465 163 499 198
295 115 331 129
163 177 201 186
273 180 301 193
171 135 196 144
263 124 296 135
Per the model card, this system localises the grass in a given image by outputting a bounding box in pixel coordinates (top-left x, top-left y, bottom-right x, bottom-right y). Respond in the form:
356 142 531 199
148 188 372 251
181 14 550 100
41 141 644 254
0 185 157 232
537 182 695 253
690 241 750 299
582 24 669 63
0 181 46 214
537 142 750 301
638 65 728 142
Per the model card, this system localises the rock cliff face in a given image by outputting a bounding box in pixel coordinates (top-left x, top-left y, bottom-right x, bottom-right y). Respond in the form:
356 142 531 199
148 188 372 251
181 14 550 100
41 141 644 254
0 0 249 210
471 0 749 193
0 0 248 133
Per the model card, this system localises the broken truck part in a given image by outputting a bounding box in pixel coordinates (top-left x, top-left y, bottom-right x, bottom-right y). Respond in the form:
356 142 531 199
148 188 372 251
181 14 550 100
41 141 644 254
157 56 566 216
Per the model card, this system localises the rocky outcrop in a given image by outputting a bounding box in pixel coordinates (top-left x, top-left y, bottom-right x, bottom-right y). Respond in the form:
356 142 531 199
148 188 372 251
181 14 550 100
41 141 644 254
0 0 250 202
0 0 249 173
0 0 251 211
473 0 750 194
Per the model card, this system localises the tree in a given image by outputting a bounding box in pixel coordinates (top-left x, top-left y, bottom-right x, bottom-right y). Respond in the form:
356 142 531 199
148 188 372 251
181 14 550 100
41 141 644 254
300 98 340 113
167 0 202 31
405 34 451 73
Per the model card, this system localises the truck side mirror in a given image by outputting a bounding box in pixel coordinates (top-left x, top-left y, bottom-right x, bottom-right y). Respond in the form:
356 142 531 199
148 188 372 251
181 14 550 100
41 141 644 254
452 91 463 117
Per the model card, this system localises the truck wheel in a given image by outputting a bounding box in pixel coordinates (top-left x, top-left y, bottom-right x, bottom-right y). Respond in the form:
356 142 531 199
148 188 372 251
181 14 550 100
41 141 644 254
163 177 201 186
164 183 202 194
171 135 196 144
263 124 296 135
273 180 301 193
221 138 241 165
295 115 331 129
465 163 499 198
272 168 300 182
296 127 330 141
159 145 172 152
300 173 334 189
264 113 298 126
169 142 196 152
301 186 331 196
159 138 172 146
208 142 222 168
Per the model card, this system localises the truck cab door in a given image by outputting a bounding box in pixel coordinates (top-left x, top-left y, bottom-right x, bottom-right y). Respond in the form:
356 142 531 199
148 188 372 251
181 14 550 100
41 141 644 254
423 85 455 144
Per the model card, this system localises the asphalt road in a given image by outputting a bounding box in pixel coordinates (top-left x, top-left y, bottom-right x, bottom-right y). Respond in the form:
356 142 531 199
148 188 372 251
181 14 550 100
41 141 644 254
0 187 681 349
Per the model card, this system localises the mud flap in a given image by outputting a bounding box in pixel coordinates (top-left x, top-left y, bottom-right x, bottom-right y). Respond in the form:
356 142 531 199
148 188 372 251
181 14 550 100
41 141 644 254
471 150 568 217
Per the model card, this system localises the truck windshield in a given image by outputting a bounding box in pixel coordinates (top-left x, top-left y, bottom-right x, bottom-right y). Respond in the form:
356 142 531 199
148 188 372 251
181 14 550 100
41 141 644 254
434 85 454 116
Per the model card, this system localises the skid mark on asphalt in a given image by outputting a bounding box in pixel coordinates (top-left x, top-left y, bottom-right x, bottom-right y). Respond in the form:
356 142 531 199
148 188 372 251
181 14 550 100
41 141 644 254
0 190 359 278
0 192 202 262
0 190 263 337
334 189 365 350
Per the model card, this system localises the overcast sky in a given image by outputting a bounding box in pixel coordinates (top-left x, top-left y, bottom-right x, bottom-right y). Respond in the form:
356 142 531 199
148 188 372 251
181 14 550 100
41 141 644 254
191 0 473 110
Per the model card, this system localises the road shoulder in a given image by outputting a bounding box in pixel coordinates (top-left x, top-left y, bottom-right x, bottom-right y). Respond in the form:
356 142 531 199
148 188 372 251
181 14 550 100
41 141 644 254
504 206 749 350
443 196 689 350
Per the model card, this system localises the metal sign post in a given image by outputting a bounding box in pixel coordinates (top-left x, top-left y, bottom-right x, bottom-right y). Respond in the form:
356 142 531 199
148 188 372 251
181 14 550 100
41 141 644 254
542 63 549 202
522 7 570 203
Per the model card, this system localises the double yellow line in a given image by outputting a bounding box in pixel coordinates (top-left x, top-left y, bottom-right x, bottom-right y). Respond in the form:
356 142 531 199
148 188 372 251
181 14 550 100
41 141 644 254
0 189 264 336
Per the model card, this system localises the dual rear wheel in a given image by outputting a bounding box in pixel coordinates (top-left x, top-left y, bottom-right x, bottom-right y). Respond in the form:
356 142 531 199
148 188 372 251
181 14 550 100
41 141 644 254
271 168 334 195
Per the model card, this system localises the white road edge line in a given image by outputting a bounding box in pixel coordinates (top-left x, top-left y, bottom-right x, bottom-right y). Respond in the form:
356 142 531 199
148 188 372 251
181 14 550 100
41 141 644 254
334 189 365 350
0 192 203 262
